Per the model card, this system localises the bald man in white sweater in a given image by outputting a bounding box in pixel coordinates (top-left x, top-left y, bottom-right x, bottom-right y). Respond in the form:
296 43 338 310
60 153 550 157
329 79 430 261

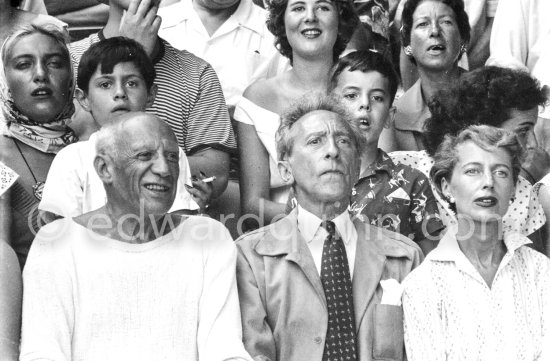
20 113 252 361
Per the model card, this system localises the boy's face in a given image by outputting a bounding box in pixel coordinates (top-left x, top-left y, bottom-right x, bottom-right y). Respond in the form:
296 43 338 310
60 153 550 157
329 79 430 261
77 61 155 127
332 69 395 147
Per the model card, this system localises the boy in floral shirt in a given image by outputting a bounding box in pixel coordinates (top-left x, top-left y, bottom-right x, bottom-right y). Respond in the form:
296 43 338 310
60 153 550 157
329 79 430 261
331 51 444 255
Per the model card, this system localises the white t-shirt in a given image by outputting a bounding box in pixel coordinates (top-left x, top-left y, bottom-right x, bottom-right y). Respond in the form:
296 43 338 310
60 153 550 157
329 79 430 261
39 132 198 217
20 216 252 361
158 0 289 107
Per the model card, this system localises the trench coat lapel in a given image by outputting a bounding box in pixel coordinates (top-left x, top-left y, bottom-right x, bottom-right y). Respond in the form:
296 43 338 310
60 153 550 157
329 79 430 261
255 210 327 310
352 220 386 332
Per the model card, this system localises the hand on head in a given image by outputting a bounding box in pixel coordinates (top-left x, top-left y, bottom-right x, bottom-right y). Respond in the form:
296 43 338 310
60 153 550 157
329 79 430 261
119 0 162 56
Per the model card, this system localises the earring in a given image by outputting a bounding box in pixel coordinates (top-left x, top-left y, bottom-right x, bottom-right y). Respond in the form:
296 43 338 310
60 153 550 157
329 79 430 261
509 197 516 205
460 44 467 54
404 46 413 56
447 195 455 204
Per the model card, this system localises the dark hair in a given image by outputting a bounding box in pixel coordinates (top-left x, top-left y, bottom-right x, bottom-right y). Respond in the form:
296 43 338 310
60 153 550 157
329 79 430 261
10 0 23 7
423 66 547 156
266 0 358 64
77 37 156 93
401 0 470 63
276 94 365 160
329 50 399 104
430 125 522 212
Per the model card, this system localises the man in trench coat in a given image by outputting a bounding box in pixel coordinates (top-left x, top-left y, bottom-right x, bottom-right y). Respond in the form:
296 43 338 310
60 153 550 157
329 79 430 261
236 96 423 361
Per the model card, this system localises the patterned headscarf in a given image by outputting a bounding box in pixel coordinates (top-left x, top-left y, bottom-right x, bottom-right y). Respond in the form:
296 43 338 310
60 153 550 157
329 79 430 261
0 24 77 154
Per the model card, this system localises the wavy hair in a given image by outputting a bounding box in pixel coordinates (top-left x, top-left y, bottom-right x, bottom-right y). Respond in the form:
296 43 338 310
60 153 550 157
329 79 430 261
266 0 358 64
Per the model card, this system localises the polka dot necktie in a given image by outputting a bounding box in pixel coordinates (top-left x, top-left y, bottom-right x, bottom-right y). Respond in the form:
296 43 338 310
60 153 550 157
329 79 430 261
320 220 358 361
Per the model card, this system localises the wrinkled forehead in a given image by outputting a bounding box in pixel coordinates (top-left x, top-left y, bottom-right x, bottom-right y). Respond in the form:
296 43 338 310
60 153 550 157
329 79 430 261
292 110 349 137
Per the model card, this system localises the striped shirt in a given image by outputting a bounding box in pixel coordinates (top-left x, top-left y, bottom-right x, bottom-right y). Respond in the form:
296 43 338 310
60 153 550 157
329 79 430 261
70 32 235 155
403 228 550 361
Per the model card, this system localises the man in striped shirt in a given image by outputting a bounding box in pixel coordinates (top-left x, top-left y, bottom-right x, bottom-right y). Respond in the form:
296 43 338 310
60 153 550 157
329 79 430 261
69 0 233 198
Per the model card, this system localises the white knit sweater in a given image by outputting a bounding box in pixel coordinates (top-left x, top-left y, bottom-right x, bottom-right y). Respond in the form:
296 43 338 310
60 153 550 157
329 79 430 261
20 216 252 361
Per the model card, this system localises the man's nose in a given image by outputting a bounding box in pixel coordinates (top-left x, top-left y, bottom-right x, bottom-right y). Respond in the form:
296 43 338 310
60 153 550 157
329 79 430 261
151 154 170 177
324 137 339 159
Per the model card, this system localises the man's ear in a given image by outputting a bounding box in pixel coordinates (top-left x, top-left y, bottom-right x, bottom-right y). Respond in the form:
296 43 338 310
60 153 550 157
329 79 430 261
75 88 92 113
94 154 114 185
277 159 294 184
145 84 158 108
384 106 396 129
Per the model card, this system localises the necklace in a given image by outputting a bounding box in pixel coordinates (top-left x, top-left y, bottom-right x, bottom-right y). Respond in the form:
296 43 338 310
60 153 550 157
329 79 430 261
13 138 44 200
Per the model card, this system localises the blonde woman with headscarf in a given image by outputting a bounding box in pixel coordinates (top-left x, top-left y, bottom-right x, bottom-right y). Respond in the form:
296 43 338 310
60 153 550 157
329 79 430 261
0 24 77 268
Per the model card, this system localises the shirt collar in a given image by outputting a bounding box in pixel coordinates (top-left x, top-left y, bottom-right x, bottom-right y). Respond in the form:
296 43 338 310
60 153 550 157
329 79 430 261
428 226 532 263
358 148 394 179
159 0 264 35
297 205 356 246
394 79 430 132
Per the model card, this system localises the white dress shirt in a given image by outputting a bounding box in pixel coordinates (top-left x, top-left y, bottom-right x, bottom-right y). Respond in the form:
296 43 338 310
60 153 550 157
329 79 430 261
296 205 358 277
158 0 289 107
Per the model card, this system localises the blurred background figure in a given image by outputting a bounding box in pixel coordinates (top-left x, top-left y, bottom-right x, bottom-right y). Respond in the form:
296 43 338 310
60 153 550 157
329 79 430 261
486 0 550 155
0 0 65 44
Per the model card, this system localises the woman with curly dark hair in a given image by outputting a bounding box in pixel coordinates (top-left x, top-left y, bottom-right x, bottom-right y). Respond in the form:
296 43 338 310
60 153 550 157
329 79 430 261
234 0 358 228
391 0 470 151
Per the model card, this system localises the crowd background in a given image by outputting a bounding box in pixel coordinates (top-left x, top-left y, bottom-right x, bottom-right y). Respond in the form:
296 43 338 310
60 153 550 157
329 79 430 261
1 0 550 359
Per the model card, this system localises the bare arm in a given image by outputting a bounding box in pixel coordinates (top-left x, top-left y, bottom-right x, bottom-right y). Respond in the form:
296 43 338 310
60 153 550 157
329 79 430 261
0 241 22 361
237 122 286 227
55 4 109 27
0 191 11 246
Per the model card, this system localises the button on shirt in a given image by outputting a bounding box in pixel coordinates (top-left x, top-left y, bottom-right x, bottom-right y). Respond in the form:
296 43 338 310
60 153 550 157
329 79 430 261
297 205 357 277
402 228 550 361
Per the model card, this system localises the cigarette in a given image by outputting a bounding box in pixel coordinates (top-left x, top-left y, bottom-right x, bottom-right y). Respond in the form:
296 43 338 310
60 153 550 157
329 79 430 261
201 176 217 183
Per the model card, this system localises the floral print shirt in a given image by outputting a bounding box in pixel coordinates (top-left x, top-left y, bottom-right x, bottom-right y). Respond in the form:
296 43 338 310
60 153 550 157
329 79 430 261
349 149 444 243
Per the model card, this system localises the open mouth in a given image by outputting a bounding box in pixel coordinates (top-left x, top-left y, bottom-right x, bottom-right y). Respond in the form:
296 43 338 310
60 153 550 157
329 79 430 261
144 183 170 193
301 28 322 38
31 87 53 97
357 118 370 129
474 196 498 207
427 44 446 52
